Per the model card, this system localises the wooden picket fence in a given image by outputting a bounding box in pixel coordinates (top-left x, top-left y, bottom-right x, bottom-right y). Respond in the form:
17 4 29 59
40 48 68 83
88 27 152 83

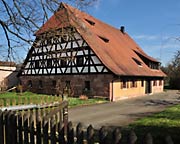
0 99 176 144
0 109 176 144
0 100 68 144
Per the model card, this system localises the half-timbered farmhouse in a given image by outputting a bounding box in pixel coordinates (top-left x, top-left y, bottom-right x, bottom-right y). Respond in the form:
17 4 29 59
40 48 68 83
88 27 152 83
19 2 166 101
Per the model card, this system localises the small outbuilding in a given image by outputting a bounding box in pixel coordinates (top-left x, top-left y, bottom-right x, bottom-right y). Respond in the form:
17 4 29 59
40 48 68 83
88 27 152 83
0 61 18 91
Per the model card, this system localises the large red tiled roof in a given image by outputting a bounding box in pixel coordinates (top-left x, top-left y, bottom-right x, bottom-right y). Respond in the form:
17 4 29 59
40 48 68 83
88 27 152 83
36 3 165 77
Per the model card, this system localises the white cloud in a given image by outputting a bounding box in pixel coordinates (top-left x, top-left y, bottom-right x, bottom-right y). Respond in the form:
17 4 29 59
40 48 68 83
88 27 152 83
94 0 101 9
141 42 180 65
133 34 160 41
143 43 180 50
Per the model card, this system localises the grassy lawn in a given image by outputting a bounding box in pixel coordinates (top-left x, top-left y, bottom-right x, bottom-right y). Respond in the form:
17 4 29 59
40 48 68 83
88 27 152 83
0 91 108 107
127 104 180 144
68 97 107 108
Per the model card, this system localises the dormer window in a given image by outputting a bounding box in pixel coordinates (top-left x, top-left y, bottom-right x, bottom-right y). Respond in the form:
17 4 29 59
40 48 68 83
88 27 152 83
85 18 95 26
133 58 142 67
98 35 109 43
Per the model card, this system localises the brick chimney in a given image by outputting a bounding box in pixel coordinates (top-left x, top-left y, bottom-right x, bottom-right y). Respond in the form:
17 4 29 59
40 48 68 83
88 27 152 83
120 26 125 34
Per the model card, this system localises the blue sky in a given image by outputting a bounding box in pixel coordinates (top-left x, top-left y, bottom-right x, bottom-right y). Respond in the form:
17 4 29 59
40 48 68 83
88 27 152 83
2 0 180 66
84 0 180 66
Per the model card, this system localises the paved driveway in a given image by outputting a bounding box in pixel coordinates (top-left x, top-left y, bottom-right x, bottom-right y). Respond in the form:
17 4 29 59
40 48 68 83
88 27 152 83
69 90 180 128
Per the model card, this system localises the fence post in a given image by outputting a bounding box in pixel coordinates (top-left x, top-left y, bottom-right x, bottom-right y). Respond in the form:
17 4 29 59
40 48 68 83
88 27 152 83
63 102 68 136
4 111 10 144
165 135 174 144
128 130 137 144
18 113 23 144
143 133 153 144
99 126 109 144
36 121 42 144
0 110 4 144
113 128 121 144
24 114 29 144
67 121 74 144
58 121 65 143
87 125 94 144
10 112 17 144
43 120 49 144
76 123 84 144
36 116 42 144
50 120 57 144
29 120 35 144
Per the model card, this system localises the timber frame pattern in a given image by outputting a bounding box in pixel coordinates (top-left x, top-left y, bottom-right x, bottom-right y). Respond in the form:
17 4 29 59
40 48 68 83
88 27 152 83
20 27 109 76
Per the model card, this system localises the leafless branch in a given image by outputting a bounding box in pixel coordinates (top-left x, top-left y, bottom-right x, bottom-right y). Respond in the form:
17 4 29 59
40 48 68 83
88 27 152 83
0 0 99 62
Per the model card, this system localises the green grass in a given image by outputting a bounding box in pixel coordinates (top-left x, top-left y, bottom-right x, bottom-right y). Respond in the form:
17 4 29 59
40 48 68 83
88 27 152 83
0 91 108 107
68 97 107 108
0 91 49 99
127 104 180 143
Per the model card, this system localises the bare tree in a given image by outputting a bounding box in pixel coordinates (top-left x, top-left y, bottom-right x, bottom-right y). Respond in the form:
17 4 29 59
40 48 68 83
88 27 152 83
161 50 180 89
0 0 98 62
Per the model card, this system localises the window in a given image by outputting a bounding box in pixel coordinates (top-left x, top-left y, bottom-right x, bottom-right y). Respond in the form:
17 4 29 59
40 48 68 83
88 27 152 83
133 58 142 66
121 80 127 89
65 81 71 89
52 80 56 88
149 62 160 70
35 60 39 68
54 59 59 66
159 80 163 86
61 59 67 67
141 80 144 87
84 81 90 90
39 80 43 88
61 34 68 43
47 59 52 67
131 80 137 88
27 80 32 88
85 18 95 26
153 80 157 86
47 38 52 45
77 56 84 66
98 35 109 43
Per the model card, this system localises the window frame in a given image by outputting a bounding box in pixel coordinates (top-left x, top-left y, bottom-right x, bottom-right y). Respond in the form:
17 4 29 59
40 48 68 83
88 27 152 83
47 59 52 68
84 81 91 91
121 80 127 89
61 59 67 67
141 80 144 87
76 56 84 66
65 81 71 89
27 80 32 88
39 80 43 89
35 60 40 68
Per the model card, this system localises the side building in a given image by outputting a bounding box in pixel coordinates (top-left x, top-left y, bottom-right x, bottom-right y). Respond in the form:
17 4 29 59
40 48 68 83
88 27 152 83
0 61 18 91
18 3 166 101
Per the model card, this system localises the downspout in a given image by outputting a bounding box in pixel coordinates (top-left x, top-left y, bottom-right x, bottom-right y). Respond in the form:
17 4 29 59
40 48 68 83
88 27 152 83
111 80 113 102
